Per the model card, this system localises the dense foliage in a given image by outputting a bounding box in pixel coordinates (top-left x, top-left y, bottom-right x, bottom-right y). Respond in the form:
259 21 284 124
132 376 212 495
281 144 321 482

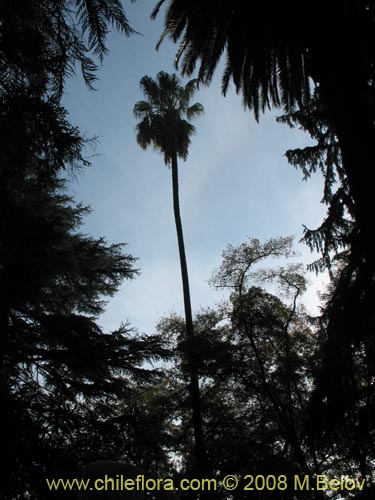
0 2 170 498
157 237 375 499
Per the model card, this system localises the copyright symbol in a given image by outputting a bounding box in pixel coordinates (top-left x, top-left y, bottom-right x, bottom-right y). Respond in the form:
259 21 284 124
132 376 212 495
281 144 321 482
222 475 239 491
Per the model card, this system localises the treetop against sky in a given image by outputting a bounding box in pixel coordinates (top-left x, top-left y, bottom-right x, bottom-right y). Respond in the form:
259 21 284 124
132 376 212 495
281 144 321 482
63 1 327 333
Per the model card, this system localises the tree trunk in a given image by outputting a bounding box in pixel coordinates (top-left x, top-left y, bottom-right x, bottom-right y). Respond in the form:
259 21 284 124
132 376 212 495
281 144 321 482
170 153 208 477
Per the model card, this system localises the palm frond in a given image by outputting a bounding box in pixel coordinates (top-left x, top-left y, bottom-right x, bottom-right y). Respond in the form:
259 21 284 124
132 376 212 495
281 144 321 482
133 100 153 119
139 75 161 105
186 102 204 120
153 0 314 117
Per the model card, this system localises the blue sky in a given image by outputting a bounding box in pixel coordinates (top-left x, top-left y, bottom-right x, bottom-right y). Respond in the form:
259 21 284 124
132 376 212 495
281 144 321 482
63 1 327 334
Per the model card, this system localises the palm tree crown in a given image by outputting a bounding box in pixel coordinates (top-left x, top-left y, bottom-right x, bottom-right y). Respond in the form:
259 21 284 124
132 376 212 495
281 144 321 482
134 71 203 164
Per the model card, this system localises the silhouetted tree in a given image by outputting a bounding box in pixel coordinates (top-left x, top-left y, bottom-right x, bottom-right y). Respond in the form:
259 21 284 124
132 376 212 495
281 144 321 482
157 237 327 499
276 89 352 275
277 94 375 471
158 236 374 499
152 0 375 450
0 0 136 99
0 3 159 498
0 103 160 497
133 71 208 476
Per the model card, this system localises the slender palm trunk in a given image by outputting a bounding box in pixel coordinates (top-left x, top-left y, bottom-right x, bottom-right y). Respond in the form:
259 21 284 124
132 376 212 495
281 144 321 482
171 153 208 476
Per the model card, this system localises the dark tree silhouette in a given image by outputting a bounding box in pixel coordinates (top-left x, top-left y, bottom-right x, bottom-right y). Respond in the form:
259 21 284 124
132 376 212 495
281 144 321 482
152 0 375 440
157 237 374 499
133 71 208 475
277 94 375 467
0 2 152 497
152 1 374 252
0 0 136 99
157 238 326 499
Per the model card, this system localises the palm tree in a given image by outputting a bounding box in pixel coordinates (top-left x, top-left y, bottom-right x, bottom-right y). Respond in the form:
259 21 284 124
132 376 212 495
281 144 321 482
133 71 207 474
